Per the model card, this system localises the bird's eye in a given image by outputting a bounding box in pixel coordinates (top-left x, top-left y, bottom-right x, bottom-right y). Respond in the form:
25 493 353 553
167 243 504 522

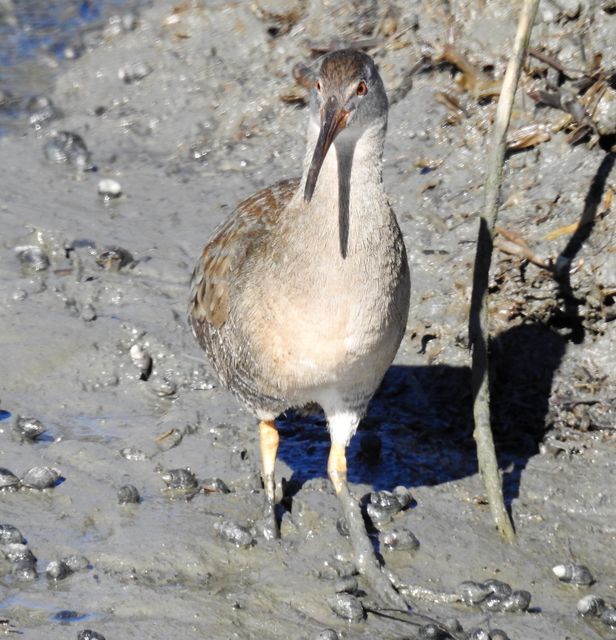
356 81 368 96
316 80 322 93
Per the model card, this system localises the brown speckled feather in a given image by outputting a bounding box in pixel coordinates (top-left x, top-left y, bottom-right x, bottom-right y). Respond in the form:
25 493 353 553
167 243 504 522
189 178 299 330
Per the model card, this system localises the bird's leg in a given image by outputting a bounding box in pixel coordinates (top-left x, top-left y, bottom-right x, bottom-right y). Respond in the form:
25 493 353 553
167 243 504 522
328 442 408 611
259 419 280 540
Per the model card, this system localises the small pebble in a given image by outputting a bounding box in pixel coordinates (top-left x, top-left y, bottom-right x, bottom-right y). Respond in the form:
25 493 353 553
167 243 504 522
14 415 46 440
327 592 364 623
117 484 141 504
46 559 72 580
118 61 152 83
381 528 420 553
490 630 511 640
0 524 25 544
315 631 338 640
365 502 393 528
97 178 122 200
552 562 594 586
81 304 97 322
161 468 198 490
12 560 37 580
0 468 20 490
21 466 61 489
370 489 403 513
15 245 49 273
43 131 93 170
78 631 106 640
129 344 152 379
214 520 254 548
466 629 490 640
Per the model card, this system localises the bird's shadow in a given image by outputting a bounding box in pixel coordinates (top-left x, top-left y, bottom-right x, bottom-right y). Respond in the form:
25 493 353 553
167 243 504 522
277 321 566 507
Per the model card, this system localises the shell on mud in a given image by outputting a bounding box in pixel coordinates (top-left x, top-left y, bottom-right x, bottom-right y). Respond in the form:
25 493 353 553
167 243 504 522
457 580 492 605
117 484 141 504
0 468 20 489
214 520 254 548
63 554 90 572
336 516 350 538
483 579 512 599
365 502 393 528
46 559 72 580
466 629 490 640
482 590 531 613
14 245 50 273
381 528 420 553
201 477 230 494
577 594 606 617
327 592 365 623
155 428 183 451
370 489 404 513
601 608 616 627
43 131 93 170
552 562 594 585
97 178 122 200
392 485 413 509
77 630 106 640
489 630 511 640
14 415 47 440
161 468 198 490
21 466 61 489
319 558 358 580
27 95 61 128
315 630 338 640
96 246 133 271
2 543 36 565
150 375 177 398
0 524 25 544
119 446 148 461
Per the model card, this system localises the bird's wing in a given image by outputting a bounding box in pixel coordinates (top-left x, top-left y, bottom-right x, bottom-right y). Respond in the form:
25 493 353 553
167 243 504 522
189 177 300 330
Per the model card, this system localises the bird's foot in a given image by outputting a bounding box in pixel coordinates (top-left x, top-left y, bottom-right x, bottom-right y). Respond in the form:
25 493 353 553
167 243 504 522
259 500 280 541
336 482 408 611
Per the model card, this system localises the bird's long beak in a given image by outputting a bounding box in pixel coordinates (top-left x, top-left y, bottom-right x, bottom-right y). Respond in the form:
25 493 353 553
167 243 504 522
304 96 349 203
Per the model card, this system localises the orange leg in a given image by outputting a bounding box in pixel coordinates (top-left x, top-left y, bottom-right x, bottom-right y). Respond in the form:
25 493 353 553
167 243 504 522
259 419 280 540
327 442 347 495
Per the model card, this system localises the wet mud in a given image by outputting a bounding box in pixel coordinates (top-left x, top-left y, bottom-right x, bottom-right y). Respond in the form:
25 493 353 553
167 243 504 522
1 1 615 638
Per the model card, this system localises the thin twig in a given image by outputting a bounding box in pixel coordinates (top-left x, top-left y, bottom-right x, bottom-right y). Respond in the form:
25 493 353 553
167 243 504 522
469 0 540 543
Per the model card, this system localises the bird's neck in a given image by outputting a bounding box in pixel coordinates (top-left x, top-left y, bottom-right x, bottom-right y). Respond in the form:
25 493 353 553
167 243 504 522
299 121 387 212
295 121 388 258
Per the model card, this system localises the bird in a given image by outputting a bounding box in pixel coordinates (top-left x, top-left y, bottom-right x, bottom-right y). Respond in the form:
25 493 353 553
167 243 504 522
188 48 410 608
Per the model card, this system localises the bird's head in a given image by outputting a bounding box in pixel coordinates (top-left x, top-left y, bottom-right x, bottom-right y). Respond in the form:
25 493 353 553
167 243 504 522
304 49 388 203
